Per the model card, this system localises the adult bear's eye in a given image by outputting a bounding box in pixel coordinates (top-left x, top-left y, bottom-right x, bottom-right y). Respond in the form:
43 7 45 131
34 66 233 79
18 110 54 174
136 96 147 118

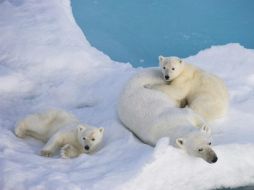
163 67 166 69
172 68 175 70
83 137 86 140
92 138 95 141
208 142 212 145
198 148 203 152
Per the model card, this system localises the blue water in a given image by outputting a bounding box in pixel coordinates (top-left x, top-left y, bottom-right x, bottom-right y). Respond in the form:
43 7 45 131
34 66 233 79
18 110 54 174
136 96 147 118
71 0 254 67
71 1 254 189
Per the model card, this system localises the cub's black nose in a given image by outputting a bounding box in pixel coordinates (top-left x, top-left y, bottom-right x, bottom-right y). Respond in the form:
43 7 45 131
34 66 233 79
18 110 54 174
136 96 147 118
84 145 90 150
211 156 218 163
165 75 169 80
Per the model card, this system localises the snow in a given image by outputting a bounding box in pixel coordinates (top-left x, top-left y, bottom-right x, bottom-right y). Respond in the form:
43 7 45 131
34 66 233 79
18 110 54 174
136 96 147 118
0 0 254 190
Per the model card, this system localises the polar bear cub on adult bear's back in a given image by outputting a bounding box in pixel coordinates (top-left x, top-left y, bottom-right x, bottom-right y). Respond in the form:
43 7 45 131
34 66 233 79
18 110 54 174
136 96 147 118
15 110 104 158
146 56 229 123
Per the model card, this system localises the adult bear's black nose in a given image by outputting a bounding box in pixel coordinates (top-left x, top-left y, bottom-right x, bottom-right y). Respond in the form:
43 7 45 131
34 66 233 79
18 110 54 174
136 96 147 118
165 75 169 80
84 145 90 150
211 156 218 163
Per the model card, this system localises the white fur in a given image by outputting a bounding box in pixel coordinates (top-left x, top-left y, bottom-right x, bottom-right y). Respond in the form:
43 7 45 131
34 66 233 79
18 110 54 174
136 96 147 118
15 110 104 158
117 69 218 163
153 56 229 122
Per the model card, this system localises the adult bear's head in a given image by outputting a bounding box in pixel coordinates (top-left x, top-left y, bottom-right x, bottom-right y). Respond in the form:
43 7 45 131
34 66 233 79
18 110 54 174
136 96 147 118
176 125 218 164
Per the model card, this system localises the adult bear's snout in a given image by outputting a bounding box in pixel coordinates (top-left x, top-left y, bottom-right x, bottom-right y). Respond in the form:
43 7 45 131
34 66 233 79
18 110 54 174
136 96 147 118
211 156 218 163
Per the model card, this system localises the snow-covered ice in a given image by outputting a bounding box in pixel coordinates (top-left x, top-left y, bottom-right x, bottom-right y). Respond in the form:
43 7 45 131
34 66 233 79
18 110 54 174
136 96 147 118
0 0 254 190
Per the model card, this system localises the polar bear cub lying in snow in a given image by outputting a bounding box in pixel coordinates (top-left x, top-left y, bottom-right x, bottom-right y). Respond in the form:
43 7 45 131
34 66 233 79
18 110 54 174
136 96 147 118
15 110 104 158
146 56 229 123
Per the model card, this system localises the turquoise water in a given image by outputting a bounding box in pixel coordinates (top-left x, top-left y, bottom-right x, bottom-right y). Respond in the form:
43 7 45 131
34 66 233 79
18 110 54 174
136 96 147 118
71 0 254 67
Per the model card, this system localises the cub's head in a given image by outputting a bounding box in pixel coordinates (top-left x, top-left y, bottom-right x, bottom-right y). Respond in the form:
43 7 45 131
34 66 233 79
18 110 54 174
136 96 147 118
176 125 218 164
159 56 185 82
77 124 104 154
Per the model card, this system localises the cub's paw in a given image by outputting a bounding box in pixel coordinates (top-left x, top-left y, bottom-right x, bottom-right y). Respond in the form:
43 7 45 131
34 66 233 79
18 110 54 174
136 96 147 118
60 144 74 159
144 84 153 89
15 122 26 138
40 150 53 157
15 127 26 138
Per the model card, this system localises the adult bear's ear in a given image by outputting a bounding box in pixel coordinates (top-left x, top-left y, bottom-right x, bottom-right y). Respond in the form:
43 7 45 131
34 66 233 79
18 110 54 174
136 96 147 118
159 55 164 63
77 124 86 132
176 138 184 148
200 125 211 136
98 127 104 134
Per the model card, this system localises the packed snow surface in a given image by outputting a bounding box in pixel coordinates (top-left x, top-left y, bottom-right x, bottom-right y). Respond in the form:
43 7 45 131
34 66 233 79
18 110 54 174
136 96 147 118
0 0 254 190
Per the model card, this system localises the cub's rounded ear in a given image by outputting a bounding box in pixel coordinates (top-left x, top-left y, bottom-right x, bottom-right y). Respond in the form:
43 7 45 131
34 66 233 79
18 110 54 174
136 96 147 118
200 125 211 136
77 124 86 132
176 138 184 148
159 55 164 62
98 127 104 134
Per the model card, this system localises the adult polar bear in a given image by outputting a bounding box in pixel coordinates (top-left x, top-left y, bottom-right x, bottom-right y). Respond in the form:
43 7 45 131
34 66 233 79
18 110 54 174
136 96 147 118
117 68 219 163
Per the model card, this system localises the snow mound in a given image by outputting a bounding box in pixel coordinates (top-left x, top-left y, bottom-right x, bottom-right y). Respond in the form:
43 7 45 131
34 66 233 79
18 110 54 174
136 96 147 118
0 0 254 190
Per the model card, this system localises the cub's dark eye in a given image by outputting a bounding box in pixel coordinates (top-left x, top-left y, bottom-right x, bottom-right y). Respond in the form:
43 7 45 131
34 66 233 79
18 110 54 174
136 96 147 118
172 68 175 71
163 67 166 69
83 137 86 140
198 148 203 152
208 142 212 145
92 138 95 141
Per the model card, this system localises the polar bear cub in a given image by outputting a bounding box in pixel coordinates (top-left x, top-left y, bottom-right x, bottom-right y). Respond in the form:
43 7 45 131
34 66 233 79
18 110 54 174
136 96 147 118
15 110 104 158
146 56 229 123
